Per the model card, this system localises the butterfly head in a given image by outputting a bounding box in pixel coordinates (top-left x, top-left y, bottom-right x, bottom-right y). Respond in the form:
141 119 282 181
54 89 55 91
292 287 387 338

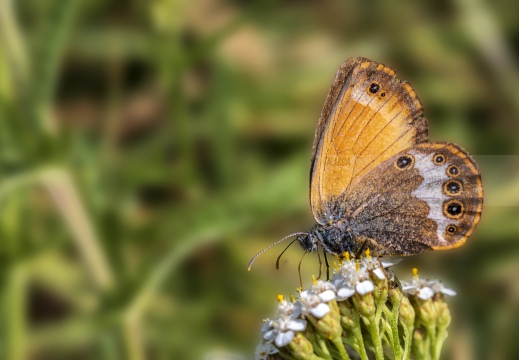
295 232 318 253
296 223 356 257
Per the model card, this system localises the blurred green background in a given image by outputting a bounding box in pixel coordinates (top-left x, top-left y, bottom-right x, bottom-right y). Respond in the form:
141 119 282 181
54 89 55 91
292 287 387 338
1 0 519 359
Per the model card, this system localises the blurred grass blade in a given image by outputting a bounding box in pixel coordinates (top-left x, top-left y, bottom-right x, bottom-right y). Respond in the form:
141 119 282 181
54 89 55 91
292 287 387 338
0 0 30 95
42 169 114 291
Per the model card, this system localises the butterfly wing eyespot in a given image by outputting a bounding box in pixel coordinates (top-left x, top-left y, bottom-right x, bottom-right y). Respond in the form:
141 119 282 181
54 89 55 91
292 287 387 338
368 82 380 94
310 57 428 223
443 180 463 196
394 154 414 170
443 200 464 219
446 225 457 234
433 153 445 165
447 164 460 177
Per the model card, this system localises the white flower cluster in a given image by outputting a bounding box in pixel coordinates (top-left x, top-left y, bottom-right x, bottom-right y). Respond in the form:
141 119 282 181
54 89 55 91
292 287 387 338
255 256 399 358
401 276 456 300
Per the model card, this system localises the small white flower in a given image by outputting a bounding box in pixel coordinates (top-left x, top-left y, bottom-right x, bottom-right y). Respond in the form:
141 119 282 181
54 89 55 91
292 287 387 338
429 279 457 296
361 256 386 280
263 316 307 347
277 299 301 319
402 277 456 300
297 291 331 318
255 341 279 360
310 280 337 302
331 259 375 299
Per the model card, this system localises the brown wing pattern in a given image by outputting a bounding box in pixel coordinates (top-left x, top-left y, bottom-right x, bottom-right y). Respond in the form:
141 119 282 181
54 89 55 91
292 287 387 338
340 142 483 255
310 57 428 223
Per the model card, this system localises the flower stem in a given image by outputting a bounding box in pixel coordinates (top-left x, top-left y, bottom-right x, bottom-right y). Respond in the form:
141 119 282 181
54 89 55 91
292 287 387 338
434 326 448 360
317 338 332 360
364 314 384 360
384 304 402 360
426 325 437 360
401 323 413 360
331 336 350 360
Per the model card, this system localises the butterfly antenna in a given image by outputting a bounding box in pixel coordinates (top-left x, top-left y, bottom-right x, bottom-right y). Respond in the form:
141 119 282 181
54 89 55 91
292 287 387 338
248 232 308 271
298 252 307 290
276 239 298 270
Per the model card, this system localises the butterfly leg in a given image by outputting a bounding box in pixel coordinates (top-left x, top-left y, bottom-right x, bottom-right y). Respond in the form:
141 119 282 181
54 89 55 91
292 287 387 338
298 252 307 290
316 247 323 280
354 239 368 258
323 250 330 280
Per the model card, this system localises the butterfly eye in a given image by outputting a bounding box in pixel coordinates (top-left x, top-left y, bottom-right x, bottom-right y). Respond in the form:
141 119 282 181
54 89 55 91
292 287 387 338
447 164 460 177
433 154 445 165
444 200 464 219
443 180 463 196
368 82 380 94
395 155 414 170
446 225 457 235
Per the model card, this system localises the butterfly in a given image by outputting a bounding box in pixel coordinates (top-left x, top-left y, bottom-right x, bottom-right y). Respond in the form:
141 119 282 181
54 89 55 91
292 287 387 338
249 57 483 270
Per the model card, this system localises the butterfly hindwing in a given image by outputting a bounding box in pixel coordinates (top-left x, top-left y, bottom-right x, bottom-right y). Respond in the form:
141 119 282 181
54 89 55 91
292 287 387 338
310 57 429 224
341 142 483 255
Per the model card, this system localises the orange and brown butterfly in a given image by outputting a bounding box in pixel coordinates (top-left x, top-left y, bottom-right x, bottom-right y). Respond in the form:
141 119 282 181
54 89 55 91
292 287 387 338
248 57 483 269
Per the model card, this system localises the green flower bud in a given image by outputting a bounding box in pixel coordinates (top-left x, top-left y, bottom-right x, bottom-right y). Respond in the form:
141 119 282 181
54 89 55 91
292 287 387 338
352 291 375 318
308 301 342 341
411 297 437 328
371 271 388 305
338 300 358 330
398 293 416 330
284 332 316 360
433 294 451 329
412 328 426 359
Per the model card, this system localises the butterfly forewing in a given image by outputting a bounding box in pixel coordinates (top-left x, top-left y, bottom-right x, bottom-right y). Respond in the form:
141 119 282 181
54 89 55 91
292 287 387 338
310 57 429 224
342 142 483 255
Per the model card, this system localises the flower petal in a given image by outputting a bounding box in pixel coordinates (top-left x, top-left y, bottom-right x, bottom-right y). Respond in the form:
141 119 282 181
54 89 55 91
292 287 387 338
373 268 386 280
255 342 279 360
401 283 417 292
337 287 355 300
287 319 307 331
380 258 402 268
318 289 336 302
310 303 330 318
356 280 374 295
263 329 275 341
418 287 434 300
275 331 294 347
440 287 457 296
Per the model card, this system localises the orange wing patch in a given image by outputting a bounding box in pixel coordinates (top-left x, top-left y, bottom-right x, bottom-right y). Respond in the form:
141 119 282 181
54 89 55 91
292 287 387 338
310 57 428 223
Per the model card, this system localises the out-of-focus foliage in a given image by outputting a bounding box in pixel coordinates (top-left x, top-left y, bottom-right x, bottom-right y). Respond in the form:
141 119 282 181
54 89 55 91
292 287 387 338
0 0 518 359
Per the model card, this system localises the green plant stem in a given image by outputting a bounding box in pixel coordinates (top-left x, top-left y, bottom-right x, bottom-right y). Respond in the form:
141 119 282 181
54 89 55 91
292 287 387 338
331 337 350 360
364 314 384 360
426 325 437 360
434 327 448 359
401 323 413 360
384 306 402 360
350 323 369 360
317 339 332 360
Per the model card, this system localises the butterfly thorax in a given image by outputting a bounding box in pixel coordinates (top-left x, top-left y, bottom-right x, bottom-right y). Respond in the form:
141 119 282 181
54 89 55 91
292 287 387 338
297 221 364 257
